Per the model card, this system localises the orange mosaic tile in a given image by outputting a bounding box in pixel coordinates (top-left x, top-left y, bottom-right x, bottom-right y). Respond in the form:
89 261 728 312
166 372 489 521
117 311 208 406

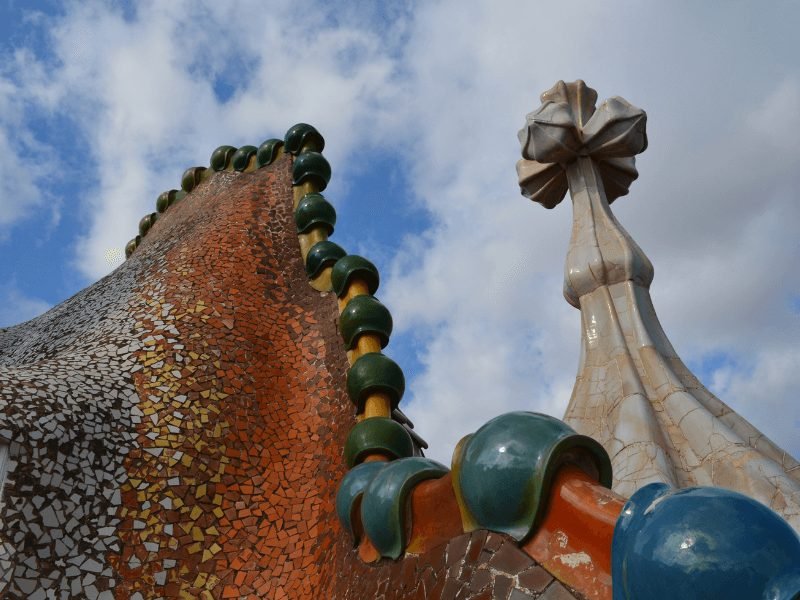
522 465 625 600
104 158 356 597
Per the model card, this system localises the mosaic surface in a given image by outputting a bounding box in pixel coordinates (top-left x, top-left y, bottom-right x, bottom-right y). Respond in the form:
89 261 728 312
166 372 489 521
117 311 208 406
0 156 585 598
327 530 584 600
2 106 797 598
0 234 143 598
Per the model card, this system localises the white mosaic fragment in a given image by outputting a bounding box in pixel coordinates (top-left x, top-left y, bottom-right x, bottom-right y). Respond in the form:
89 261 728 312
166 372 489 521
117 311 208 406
29 588 47 600
0 262 145 592
83 584 98 598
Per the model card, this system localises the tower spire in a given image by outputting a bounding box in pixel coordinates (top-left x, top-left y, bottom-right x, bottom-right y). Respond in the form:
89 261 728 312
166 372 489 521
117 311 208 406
517 80 800 531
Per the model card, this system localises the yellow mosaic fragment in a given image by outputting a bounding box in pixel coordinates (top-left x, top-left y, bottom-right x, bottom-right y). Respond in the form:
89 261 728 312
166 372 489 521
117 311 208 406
187 542 202 555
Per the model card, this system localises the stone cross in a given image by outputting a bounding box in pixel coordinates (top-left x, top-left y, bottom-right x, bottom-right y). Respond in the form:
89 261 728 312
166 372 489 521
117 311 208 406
517 79 650 308
517 81 800 532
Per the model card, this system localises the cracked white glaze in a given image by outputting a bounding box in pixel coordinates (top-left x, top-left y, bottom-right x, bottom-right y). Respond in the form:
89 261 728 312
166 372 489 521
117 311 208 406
519 80 800 532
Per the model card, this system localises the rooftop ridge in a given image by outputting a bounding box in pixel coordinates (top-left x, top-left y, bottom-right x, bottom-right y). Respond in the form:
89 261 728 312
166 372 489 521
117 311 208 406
122 122 428 454
123 124 308 259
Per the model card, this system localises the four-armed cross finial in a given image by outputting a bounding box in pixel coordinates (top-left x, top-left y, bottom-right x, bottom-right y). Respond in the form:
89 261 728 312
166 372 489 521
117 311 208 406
517 80 653 308
516 79 647 209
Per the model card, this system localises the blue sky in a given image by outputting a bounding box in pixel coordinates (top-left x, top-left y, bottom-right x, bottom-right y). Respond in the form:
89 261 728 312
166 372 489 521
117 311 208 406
1 0 798 463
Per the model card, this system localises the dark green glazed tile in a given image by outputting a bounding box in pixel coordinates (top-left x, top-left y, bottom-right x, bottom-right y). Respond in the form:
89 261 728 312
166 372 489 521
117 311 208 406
304 241 346 279
291 151 331 191
331 255 380 298
138 212 157 237
156 190 182 213
335 461 387 544
156 190 171 213
209 145 237 171
339 295 393 350
125 238 137 259
284 123 325 154
181 166 207 192
346 352 404 413
294 193 336 235
232 145 258 171
344 417 413 468
257 139 284 167
361 457 449 559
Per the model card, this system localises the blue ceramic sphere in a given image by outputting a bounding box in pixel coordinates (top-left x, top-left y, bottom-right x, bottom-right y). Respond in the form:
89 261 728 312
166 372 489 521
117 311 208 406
612 483 800 600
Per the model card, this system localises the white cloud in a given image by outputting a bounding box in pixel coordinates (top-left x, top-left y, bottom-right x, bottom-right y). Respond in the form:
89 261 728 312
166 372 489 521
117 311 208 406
745 77 800 156
379 1 800 464
0 76 54 235
0 283 50 328
708 342 800 458
11 0 407 278
6 0 799 467
0 128 41 230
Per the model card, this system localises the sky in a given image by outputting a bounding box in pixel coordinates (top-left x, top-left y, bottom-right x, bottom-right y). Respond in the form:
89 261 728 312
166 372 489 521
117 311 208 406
0 0 798 465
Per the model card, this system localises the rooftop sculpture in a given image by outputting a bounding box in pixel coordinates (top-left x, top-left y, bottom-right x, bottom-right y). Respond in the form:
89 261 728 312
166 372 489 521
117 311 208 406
517 80 800 529
0 81 797 599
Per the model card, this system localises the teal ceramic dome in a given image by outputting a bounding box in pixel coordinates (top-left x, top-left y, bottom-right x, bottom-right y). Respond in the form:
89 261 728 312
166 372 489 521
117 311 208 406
360 457 448 559
335 461 387 544
454 411 612 542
